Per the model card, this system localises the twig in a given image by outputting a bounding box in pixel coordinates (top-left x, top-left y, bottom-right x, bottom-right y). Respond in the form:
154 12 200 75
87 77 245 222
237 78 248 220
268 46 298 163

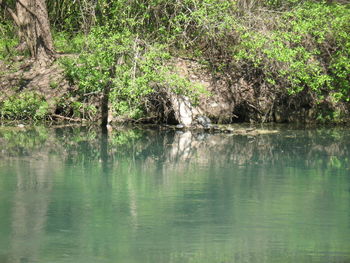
247 102 262 113
83 91 100 96
52 114 85 122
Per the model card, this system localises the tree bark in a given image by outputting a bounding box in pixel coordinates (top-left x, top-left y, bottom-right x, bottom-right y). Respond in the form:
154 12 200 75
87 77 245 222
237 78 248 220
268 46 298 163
2 0 55 65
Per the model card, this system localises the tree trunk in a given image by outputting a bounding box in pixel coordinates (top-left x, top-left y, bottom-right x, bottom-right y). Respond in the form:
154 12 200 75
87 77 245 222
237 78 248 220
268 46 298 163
101 84 110 127
2 0 55 65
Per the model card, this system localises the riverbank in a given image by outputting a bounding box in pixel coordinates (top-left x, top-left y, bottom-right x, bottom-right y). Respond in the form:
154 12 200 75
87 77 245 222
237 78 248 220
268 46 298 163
1 55 349 126
1 1 349 125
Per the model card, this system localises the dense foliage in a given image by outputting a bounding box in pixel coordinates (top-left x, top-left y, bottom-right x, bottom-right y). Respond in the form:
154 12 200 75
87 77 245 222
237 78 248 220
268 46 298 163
0 92 49 120
60 28 205 120
1 0 349 122
234 2 350 100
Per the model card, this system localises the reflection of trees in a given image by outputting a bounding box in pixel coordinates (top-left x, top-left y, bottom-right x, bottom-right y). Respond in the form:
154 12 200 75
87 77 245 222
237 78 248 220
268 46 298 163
0 126 350 262
133 128 350 171
8 157 53 263
1 126 349 175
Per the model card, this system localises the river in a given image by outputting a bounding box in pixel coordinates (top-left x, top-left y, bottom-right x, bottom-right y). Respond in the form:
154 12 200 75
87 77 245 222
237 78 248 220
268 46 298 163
0 125 349 263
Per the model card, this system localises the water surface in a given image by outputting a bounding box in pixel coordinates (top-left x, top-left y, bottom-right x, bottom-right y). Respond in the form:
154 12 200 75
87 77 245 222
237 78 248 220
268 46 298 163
0 125 349 263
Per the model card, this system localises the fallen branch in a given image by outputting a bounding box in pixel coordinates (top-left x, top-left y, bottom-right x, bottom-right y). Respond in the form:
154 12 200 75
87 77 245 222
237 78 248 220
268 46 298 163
52 114 85 122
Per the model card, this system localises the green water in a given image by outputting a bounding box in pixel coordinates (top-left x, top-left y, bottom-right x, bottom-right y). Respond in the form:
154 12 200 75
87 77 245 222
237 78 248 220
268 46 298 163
0 125 349 263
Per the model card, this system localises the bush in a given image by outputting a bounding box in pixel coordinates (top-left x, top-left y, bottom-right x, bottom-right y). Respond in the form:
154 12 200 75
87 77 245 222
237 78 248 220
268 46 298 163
233 2 350 101
53 31 86 54
60 27 206 119
0 92 49 120
0 22 19 60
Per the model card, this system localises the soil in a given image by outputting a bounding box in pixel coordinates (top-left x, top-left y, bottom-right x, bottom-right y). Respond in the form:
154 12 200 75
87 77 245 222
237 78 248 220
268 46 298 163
0 55 71 116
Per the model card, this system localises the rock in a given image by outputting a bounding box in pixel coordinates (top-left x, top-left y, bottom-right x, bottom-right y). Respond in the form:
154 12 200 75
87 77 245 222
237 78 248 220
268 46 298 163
170 95 201 126
203 124 211 130
194 115 212 130
176 124 185 129
195 133 206 140
196 115 211 126
212 125 220 132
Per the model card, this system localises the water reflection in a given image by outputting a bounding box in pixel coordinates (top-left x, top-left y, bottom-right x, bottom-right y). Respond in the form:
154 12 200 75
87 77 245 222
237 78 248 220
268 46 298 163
1 126 349 170
1 156 53 263
0 125 349 263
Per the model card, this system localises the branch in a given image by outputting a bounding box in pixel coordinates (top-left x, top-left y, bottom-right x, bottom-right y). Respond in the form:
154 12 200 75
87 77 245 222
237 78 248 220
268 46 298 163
52 114 86 122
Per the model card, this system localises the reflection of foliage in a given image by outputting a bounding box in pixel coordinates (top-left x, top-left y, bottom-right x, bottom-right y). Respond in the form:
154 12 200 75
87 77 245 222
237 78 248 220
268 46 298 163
329 156 342 169
109 129 142 146
0 126 49 156
48 126 148 163
0 126 349 170
0 125 350 262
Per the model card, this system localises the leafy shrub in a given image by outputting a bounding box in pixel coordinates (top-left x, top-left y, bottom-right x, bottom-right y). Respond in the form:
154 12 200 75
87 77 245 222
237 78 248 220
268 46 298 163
0 92 49 120
61 27 206 119
0 22 19 60
96 0 237 47
233 2 350 101
53 31 86 53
